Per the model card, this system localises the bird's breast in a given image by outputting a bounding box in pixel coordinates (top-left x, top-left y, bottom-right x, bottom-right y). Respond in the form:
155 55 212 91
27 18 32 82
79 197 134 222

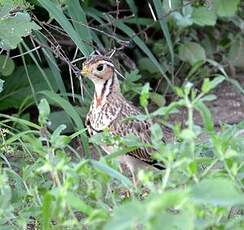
87 101 122 134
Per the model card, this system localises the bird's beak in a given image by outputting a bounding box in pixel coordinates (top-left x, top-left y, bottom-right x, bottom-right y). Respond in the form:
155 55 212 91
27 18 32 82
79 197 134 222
81 65 90 77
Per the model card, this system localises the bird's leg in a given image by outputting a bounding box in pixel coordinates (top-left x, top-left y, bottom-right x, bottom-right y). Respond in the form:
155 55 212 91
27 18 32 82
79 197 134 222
119 162 125 174
118 163 131 198
131 169 139 188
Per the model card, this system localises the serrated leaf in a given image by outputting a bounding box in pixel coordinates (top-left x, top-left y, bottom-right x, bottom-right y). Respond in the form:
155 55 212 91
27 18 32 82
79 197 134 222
0 12 40 49
213 0 240 17
192 7 217 26
178 42 206 65
0 55 15 76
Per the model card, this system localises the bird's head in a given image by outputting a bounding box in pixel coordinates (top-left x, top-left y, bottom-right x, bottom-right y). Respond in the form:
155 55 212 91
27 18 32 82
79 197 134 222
81 55 115 82
81 55 121 99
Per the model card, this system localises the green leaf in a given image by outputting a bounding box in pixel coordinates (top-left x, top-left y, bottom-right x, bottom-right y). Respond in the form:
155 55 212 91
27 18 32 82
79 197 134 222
192 7 217 26
180 129 196 140
35 32 67 98
228 35 244 68
150 92 165 107
150 123 163 143
0 55 15 76
90 160 133 188
67 0 93 54
125 0 137 15
50 124 71 149
138 57 158 74
201 75 225 94
0 12 40 49
190 178 244 206
0 65 58 110
213 0 240 17
66 192 93 215
140 83 150 108
178 42 206 65
38 98 50 126
153 0 174 66
41 192 53 230
172 5 193 27
104 201 145 230
163 0 182 14
195 101 214 132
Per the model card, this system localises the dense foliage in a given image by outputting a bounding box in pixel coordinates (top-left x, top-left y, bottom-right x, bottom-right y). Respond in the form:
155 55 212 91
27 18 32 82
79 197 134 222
0 0 243 229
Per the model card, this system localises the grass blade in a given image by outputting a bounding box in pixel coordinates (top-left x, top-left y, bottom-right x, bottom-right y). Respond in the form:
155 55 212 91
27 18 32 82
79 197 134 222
38 0 91 56
67 0 93 54
90 160 133 188
116 21 173 89
35 32 67 98
153 0 174 68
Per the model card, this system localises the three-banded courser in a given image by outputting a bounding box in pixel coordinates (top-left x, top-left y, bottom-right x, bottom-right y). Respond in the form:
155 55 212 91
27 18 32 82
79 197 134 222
81 55 164 185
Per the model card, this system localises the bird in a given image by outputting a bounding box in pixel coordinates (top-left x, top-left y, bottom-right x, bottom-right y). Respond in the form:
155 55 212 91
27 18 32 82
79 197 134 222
81 54 165 185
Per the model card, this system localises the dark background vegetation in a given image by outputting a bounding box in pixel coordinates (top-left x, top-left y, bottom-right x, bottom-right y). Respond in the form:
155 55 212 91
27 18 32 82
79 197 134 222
0 0 243 229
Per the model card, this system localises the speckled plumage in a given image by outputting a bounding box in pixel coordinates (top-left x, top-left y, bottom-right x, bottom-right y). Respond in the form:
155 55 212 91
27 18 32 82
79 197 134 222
82 55 164 183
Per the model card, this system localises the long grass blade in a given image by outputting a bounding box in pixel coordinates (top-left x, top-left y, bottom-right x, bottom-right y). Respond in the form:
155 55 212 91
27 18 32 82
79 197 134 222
38 0 91 56
153 0 174 69
67 0 93 54
35 32 67 99
116 21 173 89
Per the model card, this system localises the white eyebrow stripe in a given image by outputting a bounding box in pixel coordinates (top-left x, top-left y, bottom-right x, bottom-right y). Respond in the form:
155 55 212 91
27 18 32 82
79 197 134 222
102 61 126 79
105 62 114 68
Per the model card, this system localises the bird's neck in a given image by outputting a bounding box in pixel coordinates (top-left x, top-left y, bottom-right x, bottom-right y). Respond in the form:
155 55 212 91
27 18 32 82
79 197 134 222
93 74 121 107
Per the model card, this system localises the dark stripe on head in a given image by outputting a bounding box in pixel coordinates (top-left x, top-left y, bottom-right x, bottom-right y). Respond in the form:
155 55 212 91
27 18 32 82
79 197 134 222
101 80 109 97
108 70 115 97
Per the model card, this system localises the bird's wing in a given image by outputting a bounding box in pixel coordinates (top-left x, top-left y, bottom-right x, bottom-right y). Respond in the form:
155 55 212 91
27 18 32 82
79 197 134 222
109 101 164 168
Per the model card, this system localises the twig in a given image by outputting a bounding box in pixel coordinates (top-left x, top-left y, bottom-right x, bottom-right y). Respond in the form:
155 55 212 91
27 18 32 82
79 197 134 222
10 45 41 59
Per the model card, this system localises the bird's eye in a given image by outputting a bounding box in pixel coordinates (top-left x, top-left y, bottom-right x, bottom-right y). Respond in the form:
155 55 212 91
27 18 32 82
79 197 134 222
96 64 104 72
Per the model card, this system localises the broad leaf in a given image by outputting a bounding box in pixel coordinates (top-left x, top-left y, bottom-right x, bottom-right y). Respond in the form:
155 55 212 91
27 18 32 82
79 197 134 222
0 55 15 76
179 42 206 65
213 0 240 17
0 12 40 49
192 7 217 26
172 5 193 27
228 36 244 68
190 178 244 206
0 65 58 110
